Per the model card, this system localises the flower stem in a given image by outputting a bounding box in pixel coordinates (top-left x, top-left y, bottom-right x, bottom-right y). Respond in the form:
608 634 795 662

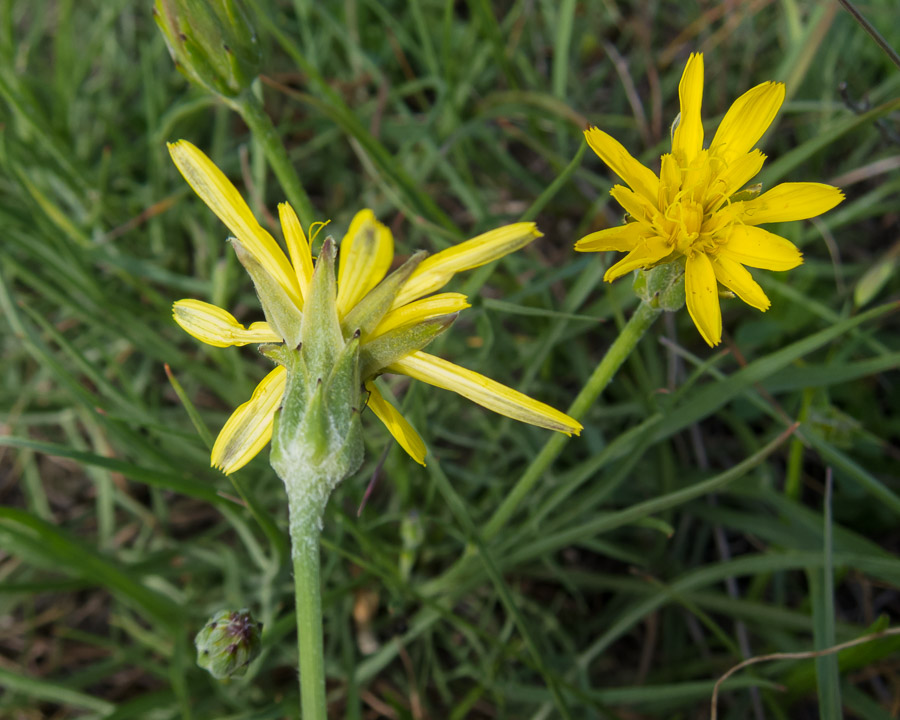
287 487 329 719
230 91 317 229
482 299 661 542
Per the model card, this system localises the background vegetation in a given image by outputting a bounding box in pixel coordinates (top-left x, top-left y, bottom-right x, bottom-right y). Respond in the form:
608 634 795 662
1 0 899 717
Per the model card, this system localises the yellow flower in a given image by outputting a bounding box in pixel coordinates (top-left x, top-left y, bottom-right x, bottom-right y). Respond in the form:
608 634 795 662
576 53 844 346
168 141 581 474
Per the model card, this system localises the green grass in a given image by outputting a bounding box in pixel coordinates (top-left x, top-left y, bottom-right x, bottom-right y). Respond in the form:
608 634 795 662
2 0 900 718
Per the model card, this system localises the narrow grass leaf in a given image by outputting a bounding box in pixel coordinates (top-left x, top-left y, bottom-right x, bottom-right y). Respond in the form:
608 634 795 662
0 507 182 629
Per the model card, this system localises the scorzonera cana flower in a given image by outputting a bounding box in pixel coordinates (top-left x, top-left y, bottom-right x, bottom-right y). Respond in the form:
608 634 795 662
576 52 844 345
168 141 581 473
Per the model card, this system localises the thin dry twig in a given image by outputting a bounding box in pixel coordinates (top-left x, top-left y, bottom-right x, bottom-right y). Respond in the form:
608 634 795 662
836 0 900 70
710 627 900 719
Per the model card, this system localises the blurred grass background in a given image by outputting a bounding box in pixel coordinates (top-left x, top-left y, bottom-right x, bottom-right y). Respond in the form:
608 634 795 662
1 0 900 718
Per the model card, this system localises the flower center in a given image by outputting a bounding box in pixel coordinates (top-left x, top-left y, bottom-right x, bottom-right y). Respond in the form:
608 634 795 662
664 198 705 253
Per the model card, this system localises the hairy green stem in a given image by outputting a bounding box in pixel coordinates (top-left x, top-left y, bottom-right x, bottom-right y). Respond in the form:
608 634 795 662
230 91 316 228
482 300 661 541
287 486 330 720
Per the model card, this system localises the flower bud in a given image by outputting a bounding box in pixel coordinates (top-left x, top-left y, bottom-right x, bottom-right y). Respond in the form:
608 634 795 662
195 608 262 680
153 0 261 98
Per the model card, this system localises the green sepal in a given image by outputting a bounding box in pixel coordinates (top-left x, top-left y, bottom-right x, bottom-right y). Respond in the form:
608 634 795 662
633 260 685 312
325 334 362 442
279 347 311 435
341 251 428 338
359 314 456 379
306 379 331 464
258 343 289 362
300 237 343 383
231 238 303 347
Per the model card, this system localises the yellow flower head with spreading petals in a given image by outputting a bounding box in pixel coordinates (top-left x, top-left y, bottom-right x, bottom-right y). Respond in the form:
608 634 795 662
576 53 844 346
168 141 581 474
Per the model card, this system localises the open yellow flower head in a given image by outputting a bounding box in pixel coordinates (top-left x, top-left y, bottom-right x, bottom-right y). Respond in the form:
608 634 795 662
168 140 581 474
576 52 844 346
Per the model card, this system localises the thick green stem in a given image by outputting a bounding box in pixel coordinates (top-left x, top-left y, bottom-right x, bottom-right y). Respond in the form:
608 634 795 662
482 300 661 541
230 91 317 229
287 486 330 720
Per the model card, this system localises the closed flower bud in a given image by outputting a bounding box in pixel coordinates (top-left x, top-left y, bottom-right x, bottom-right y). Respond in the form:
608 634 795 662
153 0 261 98
195 608 262 680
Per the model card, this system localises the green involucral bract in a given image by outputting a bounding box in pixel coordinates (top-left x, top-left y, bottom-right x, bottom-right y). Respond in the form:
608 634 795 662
633 260 687 312
341 251 428 338
231 238 303 348
268 238 364 524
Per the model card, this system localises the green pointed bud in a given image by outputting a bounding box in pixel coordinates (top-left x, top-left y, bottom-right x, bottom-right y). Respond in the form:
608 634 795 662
153 0 261 98
633 260 685 312
195 608 262 680
231 238 303 348
341 251 428 338
359 314 457 379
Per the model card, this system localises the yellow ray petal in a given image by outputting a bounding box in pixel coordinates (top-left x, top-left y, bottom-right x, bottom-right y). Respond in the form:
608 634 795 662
610 185 658 222
278 202 314 301
336 209 394 318
603 236 673 282
672 53 704 165
173 299 282 347
739 182 844 225
575 222 646 253
685 252 722 347
365 381 426 465
719 225 803 270
584 126 660 204
392 222 541 309
658 153 682 207
369 292 471 340
710 81 785 163
211 365 286 474
708 149 766 206
388 352 582 436
711 256 771 311
167 141 303 307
